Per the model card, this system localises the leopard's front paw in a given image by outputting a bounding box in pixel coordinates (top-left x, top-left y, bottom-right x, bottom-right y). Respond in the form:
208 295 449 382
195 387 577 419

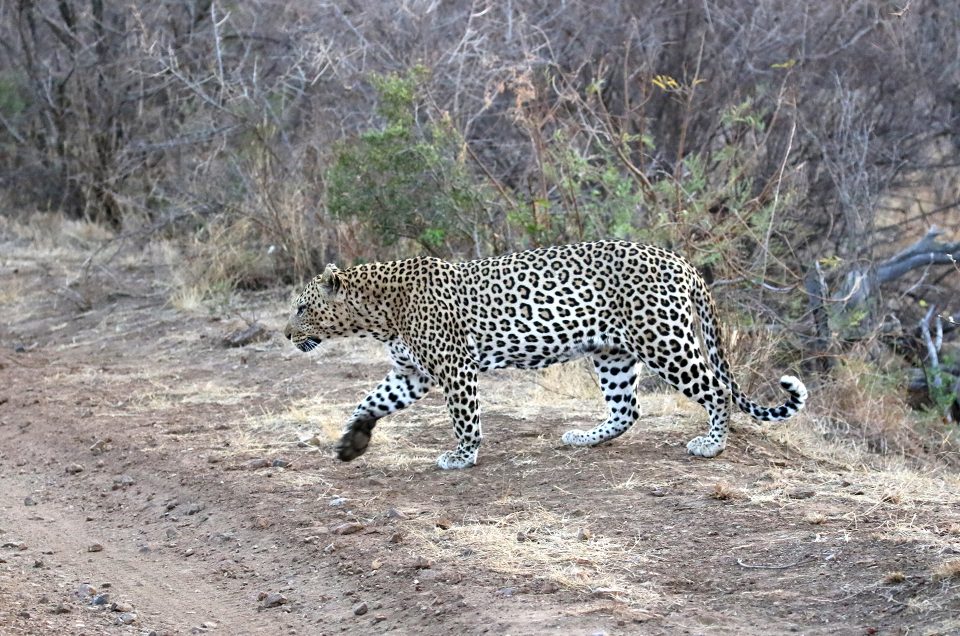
686 435 725 458
436 449 477 470
335 418 375 462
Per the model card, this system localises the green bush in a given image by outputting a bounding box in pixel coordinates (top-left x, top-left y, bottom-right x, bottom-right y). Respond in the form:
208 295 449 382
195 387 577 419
327 68 492 257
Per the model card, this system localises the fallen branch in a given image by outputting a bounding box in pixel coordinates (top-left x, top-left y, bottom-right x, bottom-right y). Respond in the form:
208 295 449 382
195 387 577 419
834 226 960 313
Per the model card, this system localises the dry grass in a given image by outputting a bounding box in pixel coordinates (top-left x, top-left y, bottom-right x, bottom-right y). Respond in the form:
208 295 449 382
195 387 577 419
238 396 346 455
711 481 744 501
411 504 660 608
884 571 907 584
134 380 258 412
932 559 960 582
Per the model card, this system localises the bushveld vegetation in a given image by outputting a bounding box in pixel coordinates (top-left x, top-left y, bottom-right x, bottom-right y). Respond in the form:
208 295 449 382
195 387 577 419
2 0 958 455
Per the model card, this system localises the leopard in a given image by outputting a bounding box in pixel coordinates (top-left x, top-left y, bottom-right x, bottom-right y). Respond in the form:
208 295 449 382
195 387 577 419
283 240 808 470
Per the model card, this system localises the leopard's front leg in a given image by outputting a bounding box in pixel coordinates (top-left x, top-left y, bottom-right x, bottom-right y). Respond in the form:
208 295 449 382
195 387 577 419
335 369 432 462
435 364 482 470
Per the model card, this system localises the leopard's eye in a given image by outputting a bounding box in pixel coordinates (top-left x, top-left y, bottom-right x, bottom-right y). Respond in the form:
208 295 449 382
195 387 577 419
297 304 307 317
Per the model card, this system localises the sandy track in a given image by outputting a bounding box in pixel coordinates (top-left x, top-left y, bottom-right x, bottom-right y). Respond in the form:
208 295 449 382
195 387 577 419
2 244 959 635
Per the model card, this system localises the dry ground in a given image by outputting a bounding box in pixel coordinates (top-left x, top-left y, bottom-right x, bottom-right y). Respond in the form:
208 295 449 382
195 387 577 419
1 218 959 635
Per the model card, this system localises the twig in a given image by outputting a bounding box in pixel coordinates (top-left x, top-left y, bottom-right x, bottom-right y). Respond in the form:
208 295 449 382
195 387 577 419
736 557 813 569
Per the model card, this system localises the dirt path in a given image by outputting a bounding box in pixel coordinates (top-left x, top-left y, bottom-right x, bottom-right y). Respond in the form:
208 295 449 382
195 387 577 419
2 237 959 635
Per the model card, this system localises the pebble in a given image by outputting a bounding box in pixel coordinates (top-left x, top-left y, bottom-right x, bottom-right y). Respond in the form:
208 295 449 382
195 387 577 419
65 463 84 475
386 508 408 520
74 584 97 600
2 541 27 550
87 543 104 553
411 556 433 570
435 518 453 530
352 601 368 616
260 592 287 608
112 475 135 490
91 593 110 606
184 503 204 515
23 496 38 506
111 601 134 613
51 603 71 614
89 439 111 455
331 522 363 535
271 458 290 468
115 612 137 625
495 587 515 598
329 497 348 507
221 322 268 348
243 458 270 470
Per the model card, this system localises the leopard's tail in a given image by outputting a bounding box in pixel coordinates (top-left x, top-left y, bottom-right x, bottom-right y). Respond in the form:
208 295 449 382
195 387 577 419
689 267 808 421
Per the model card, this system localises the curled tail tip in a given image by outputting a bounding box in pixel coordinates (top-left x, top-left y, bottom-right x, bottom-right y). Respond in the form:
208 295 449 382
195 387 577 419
779 374 809 407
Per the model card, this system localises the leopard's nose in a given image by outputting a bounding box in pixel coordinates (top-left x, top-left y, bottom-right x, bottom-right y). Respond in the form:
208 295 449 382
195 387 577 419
283 324 293 340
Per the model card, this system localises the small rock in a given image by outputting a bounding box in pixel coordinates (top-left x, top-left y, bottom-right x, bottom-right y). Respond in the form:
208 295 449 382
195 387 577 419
1 541 27 550
87 543 104 553
649 487 668 497
331 522 363 535
495 587 515 598
184 502 204 515
33 559 43 568
115 612 137 625
540 581 559 594
23 495 38 506
17 610 30 619
89 439 111 455
353 601 368 616
388 532 403 544
91 593 110 606
386 508 408 520
74 584 97 600
411 556 433 570
112 475 135 490
577 528 592 541
271 458 290 468
222 323 268 348
435 518 453 530
166 528 179 540
788 489 816 500
371 559 382 570
243 458 270 470
13 343 26 353
329 497 348 507
65 463 84 475
111 601 134 613
51 603 71 614
261 593 287 608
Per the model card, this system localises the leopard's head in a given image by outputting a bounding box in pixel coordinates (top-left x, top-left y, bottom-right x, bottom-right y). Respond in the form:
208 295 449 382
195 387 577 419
283 264 348 352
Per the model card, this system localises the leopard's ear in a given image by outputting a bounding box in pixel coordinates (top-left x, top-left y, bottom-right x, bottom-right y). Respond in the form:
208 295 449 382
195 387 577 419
319 264 343 298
